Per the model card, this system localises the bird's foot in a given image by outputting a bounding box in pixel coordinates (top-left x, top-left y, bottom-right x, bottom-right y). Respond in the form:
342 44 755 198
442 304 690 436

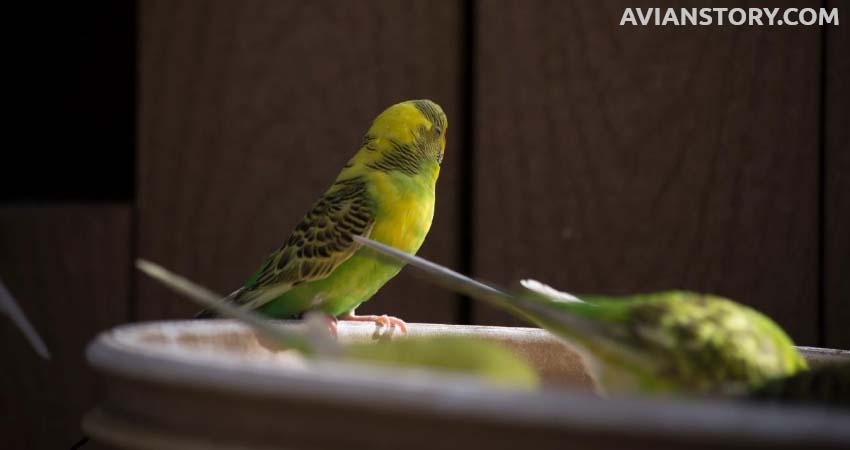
302 312 340 345
324 315 339 338
339 313 408 334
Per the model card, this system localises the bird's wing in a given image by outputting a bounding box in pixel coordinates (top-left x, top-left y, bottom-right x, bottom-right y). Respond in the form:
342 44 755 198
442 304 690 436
233 178 376 310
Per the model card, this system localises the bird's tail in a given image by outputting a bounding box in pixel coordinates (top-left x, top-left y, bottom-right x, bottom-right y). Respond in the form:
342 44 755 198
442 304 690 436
136 259 325 354
194 287 244 318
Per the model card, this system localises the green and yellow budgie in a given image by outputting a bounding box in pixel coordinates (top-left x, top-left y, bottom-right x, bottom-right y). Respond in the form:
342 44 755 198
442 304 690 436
354 237 810 396
200 100 448 333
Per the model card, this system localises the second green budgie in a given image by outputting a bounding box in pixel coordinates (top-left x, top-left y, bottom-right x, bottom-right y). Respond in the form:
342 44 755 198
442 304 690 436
199 100 448 334
354 236 809 396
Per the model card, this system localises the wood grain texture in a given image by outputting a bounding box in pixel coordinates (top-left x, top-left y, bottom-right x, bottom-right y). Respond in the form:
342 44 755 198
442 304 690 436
824 1 849 350
0 206 130 450
138 1 463 322
472 1 821 344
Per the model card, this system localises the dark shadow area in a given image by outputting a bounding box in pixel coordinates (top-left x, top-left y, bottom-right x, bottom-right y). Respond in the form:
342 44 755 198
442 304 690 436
2 2 135 202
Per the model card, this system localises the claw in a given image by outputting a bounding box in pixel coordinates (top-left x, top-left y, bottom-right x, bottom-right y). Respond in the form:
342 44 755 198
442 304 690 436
324 315 339 338
339 313 408 335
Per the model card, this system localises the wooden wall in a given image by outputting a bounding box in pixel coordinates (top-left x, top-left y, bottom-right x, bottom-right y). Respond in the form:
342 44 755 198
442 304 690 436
2 2 134 449
0 207 130 449
472 0 823 344
824 0 849 350
136 0 464 324
1 1 847 448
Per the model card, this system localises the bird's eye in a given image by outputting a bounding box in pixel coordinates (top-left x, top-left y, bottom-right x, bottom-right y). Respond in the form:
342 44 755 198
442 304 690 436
434 126 443 137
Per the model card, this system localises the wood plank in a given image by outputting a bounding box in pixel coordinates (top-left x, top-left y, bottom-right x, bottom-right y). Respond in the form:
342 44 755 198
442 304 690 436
472 1 821 344
0 206 130 449
824 1 849 350
137 1 464 322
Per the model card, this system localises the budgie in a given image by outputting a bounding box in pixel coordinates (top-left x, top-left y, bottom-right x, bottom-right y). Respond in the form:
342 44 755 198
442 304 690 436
353 236 809 396
200 100 448 334
138 259 538 389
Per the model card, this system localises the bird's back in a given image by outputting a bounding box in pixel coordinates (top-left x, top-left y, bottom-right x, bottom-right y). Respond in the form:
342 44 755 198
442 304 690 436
565 292 808 392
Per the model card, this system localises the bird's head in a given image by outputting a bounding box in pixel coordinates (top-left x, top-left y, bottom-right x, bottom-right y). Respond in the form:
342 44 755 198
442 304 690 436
361 99 447 172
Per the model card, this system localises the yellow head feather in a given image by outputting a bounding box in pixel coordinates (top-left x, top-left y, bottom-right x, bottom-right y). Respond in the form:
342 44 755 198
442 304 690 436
356 100 447 173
